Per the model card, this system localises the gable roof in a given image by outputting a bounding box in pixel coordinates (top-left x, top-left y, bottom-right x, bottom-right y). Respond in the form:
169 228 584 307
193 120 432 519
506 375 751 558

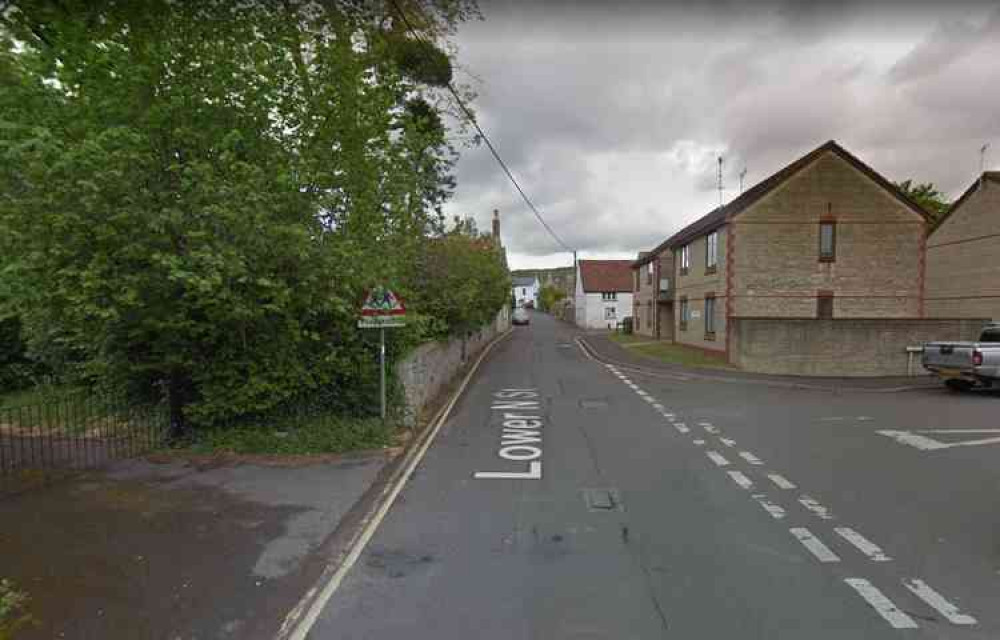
931 171 1000 232
578 259 633 293
659 140 932 250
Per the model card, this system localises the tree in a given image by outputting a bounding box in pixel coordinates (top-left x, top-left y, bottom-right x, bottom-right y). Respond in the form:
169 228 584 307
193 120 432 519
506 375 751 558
896 179 950 223
538 285 566 312
0 1 481 433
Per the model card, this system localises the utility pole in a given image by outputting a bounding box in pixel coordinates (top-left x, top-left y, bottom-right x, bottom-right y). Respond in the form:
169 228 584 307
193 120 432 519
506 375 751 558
981 143 991 187
739 167 747 194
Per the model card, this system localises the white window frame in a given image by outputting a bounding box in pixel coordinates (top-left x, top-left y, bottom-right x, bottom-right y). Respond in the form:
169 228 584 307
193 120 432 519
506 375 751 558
605 306 617 319
602 292 617 301
706 232 718 269
680 245 690 272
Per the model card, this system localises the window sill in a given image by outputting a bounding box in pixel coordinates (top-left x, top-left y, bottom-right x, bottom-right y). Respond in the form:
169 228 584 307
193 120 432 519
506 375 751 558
705 266 717 275
704 332 716 341
818 256 836 263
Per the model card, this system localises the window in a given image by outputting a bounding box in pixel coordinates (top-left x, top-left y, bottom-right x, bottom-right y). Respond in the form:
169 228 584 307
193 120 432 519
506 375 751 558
817 293 834 319
680 245 690 275
706 231 718 272
521 287 527 296
819 221 836 261
705 295 716 337
602 292 617 301
679 297 689 330
605 306 616 319
647 262 654 285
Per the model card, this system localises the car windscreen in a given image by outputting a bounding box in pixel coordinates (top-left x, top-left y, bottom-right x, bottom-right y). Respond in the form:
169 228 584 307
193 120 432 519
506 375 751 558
980 328 1000 342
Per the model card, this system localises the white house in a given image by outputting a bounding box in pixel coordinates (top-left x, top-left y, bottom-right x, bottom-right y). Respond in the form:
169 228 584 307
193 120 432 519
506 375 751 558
512 275 540 308
574 260 634 329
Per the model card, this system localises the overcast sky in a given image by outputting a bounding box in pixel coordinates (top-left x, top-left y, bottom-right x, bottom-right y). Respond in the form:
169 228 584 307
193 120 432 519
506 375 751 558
440 0 1000 270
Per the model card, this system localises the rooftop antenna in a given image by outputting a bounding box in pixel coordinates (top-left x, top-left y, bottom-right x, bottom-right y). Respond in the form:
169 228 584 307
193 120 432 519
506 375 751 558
717 156 724 208
981 143 990 187
739 167 747 194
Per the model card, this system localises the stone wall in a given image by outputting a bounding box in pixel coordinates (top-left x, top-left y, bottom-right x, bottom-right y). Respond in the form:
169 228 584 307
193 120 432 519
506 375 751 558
396 307 511 426
675 227 728 352
730 317 989 377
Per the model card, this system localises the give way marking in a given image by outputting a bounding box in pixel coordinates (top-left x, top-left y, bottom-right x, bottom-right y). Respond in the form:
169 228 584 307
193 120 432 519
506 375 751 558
876 429 1000 451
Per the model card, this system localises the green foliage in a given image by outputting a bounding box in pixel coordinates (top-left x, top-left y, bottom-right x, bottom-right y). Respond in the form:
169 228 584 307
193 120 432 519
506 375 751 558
387 36 453 87
0 1 493 432
0 579 32 640
538 285 566 312
896 179 950 222
186 414 393 455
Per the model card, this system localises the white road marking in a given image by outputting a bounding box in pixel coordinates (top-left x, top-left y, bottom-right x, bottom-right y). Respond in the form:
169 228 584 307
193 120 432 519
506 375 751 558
698 422 719 434
738 451 764 465
798 495 834 520
636 390 649 397
642 396 656 403
876 429 1000 451
790 527 840 563
651 403 664 410
706 451 730 466
693 439 706 446
902 579 978 626
767 474 796 490
719 437 737 448
876 430 948 451
752 494 786 520
844 578 918 629
834 527 891 562
663 413 676 420
727 470 753 490
674 422 689 433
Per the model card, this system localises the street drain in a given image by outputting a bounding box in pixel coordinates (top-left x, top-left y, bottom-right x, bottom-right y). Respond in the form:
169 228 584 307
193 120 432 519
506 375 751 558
583 488 622 512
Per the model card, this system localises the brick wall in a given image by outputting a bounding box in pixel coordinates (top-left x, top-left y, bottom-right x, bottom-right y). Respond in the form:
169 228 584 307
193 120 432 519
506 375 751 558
925 178 1000 320
675 227 727 352
731 151 925 319
395 308 510 426
730 317 988 376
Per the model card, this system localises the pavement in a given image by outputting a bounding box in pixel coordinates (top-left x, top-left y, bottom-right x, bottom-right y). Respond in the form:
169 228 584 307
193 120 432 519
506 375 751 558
306 309 1000 639
581 330 942 392
0 451 394 640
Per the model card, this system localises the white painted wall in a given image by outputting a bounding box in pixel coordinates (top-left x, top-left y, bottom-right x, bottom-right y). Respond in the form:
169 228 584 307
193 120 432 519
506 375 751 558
579 292 633 329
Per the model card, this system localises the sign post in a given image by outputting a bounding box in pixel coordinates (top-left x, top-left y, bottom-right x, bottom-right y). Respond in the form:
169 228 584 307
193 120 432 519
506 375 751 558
358 287 406 421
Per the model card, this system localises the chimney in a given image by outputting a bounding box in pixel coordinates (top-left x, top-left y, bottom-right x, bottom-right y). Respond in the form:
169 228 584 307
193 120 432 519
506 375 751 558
492 209 501 246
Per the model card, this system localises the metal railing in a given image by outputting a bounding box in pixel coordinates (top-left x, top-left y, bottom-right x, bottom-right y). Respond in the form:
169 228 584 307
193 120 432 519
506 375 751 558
0 392 168 494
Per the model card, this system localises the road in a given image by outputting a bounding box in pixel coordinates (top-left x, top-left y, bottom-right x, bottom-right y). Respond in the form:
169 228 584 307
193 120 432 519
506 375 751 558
307 310 1000 639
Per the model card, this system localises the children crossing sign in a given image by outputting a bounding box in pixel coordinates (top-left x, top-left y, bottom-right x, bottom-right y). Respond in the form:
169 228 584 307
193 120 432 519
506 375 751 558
358 287 406 328
358 286 406 420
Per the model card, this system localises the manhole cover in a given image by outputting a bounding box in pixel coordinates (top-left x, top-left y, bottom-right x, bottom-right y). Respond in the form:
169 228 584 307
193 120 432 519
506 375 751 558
583 488 622 511
579 398 609 409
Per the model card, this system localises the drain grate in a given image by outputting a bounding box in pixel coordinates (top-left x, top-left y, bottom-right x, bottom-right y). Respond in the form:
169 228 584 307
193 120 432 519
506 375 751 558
583 488 622 512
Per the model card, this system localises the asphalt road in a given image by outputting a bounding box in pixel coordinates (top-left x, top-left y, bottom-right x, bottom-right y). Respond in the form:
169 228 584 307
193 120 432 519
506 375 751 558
308 310 1000 639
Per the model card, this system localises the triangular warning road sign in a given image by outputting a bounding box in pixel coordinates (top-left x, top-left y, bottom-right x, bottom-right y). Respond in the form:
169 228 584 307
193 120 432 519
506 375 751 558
361 287 406 316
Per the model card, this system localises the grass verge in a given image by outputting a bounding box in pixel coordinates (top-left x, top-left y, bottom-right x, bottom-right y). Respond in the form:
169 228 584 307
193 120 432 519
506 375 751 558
184 413 395 456
609 333 733 369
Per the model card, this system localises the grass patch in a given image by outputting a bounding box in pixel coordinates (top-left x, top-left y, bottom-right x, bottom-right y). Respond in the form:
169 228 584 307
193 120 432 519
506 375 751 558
609 334 733 370
0 384 84 410
185 412 394 455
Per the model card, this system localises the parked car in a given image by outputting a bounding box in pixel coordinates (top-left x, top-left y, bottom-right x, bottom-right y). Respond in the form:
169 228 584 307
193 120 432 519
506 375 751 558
922 323 1000 391
512 307 530 325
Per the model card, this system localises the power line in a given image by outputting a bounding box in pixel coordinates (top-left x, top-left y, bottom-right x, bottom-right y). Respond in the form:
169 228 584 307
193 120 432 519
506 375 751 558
386 0 575 254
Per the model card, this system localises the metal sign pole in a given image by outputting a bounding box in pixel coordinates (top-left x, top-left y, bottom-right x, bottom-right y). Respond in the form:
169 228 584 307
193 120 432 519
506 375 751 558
380 326 386 421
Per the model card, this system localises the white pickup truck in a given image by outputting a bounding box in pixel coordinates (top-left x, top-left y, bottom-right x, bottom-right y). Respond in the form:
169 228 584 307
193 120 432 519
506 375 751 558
922 323 1000 391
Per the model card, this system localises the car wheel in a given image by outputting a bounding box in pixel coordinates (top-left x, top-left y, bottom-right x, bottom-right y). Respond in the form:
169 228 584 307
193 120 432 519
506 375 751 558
945 379 973 392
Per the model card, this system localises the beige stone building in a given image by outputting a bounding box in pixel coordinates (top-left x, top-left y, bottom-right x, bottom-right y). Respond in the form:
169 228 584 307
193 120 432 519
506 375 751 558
925 172 1000 320
631 245 674 340
641 140 932 359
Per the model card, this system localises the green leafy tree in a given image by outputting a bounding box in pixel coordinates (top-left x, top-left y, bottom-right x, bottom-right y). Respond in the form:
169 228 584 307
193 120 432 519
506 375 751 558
0 1 480 433
538 284 566 312
896 179 950 222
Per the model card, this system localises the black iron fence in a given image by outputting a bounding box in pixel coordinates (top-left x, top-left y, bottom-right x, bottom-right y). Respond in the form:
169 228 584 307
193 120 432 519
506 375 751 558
0 392 168 495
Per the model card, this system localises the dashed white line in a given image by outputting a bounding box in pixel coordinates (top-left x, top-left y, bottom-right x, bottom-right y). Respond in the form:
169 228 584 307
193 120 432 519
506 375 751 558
790 527 840 563
636 390 650 397
738 451 764 465
693 439 706 446
674 422 689 433
726 470 753 490
651 403 665 410
902 579 977 626
844 578 918 629
752 494 786 520
719 437 737 448
706 451 730 467
766 474 796 490
834 527 891 562
799 495 834 520
642 396 657 403
663 413 676 420
699 422 719 434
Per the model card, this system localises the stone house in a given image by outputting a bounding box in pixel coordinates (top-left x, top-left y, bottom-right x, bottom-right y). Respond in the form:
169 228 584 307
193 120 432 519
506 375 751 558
925 172 1000 321
630 244 674 341
643 140 934 363
574 260 634 329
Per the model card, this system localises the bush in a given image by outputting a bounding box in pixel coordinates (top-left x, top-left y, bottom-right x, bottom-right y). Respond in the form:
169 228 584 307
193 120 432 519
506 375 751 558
0 579 32 640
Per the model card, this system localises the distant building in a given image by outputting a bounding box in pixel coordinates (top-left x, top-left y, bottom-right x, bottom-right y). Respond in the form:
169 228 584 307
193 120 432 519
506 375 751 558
575 260 634 329
925 172 1000 320
512 275 540 308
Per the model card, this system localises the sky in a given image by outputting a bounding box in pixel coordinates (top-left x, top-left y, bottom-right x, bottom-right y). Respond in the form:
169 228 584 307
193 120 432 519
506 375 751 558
440 0 1000 271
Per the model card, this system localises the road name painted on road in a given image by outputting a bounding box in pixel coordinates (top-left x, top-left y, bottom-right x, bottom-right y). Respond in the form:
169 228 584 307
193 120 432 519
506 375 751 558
474 388 544 480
